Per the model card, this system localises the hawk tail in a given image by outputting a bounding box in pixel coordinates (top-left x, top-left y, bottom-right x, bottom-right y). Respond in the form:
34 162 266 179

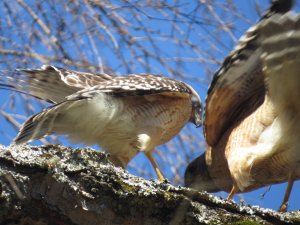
14 106 59 144
261 12 300 111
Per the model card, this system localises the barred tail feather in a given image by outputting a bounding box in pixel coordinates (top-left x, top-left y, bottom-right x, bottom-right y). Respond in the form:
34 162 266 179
14 108 58 144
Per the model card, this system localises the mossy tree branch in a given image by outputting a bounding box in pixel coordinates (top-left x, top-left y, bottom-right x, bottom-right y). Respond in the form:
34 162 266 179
0 145 299 225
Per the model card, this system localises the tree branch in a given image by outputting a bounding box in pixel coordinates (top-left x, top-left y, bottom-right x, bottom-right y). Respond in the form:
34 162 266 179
0 144 299 225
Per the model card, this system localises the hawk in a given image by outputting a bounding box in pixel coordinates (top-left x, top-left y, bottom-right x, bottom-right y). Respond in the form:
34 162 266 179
1 65 202 181
185 0 299 211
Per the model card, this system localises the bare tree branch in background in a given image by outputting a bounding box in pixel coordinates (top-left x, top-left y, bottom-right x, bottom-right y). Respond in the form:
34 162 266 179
0 0 265 185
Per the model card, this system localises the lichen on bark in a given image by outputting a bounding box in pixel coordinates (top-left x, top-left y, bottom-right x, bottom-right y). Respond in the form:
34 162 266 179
0 144 299 225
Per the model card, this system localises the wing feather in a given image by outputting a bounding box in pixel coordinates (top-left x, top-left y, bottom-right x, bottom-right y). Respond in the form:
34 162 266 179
0 65 115 103
67 74 195 100
204 0 293 146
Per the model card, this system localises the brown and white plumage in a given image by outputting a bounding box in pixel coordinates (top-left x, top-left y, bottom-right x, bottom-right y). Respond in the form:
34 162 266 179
1 65 202 181
0 65 114 103
185 0 300 211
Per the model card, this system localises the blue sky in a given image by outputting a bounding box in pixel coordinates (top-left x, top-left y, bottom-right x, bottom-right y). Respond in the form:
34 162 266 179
0 0 300 212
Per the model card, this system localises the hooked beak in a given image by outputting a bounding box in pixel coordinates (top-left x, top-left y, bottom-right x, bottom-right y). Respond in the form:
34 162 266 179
189 88 202 128
190 108 202 128
194 116 202 128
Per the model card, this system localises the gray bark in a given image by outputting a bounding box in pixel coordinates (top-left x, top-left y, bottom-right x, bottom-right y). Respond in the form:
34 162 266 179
0 144 299 225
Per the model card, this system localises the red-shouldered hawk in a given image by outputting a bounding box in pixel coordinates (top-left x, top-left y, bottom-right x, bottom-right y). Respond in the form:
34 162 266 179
1 65 202 181
185 0 300 212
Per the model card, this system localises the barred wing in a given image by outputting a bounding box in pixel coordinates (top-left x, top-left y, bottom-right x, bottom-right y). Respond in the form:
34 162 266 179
0 65 114 103
204 0 293 147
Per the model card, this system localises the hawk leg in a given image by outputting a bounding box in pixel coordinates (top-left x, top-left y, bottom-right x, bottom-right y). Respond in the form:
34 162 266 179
227 185 238 201
278 172 295 212
145 152 164 181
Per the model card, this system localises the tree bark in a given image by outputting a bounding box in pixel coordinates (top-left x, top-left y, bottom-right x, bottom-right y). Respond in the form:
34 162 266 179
0 144 299 225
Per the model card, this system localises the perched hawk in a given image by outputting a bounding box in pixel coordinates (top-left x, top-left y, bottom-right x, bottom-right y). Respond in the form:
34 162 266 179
185 0 299 211
1 65 202 181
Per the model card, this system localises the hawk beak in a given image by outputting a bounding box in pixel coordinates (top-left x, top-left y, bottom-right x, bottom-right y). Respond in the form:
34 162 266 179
195 120 202 128
194 112 202 128
190 93 202 128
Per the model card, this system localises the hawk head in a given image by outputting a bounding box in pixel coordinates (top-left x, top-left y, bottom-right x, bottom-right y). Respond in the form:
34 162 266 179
184 153 220 192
